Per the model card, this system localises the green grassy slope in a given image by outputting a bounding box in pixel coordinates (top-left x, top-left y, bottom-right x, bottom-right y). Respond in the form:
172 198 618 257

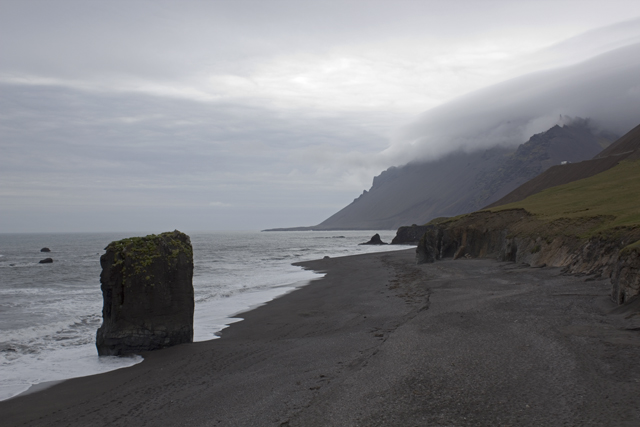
488 159 640 236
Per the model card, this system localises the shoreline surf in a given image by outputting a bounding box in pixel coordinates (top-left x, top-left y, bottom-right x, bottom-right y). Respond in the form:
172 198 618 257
0 232 409 402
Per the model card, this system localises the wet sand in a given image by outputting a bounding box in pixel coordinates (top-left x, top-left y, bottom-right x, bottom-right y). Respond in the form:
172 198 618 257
2 249 640 426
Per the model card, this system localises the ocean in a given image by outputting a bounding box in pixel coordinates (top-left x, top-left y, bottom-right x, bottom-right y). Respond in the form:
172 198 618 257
0 230 408 401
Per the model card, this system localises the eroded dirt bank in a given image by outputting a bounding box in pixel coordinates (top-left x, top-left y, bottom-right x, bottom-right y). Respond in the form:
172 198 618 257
415 209 640 304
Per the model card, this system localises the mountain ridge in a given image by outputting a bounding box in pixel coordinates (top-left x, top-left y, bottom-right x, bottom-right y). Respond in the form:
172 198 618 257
265 120 615 231
486 122 640 208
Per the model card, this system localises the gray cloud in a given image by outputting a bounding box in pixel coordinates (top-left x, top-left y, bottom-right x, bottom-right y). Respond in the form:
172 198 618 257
0 82 399 231
388 41 640 165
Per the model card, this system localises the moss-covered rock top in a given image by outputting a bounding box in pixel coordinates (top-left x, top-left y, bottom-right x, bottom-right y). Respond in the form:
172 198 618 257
104 230 193 286
105 230 192 257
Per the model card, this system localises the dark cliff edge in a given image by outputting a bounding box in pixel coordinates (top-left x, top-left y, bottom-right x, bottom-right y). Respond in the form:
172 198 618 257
390 217 451 244
391 225 432 245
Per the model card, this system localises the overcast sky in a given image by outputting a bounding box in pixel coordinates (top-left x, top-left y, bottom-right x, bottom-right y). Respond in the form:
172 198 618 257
2 0 640 233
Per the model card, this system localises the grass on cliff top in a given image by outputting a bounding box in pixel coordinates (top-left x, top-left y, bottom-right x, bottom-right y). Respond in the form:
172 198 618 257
425 216 451 225
488 159 640 235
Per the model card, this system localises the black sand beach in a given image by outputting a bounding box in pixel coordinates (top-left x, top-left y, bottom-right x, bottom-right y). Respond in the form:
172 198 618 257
2 249 640 426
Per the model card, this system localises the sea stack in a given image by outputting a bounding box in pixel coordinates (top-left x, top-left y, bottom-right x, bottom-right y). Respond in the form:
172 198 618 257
359 233 388 245
96 230 194 356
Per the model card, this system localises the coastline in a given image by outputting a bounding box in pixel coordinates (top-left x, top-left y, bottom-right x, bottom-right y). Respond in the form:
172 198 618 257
2 248 640 426
0 230 404 401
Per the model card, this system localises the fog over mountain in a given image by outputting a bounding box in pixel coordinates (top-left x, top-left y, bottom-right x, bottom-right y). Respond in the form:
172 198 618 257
278 119 615 231
300 30 640 230
384 41 640 167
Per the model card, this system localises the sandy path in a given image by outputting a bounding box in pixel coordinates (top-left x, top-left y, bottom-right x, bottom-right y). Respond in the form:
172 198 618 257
2 249 639 426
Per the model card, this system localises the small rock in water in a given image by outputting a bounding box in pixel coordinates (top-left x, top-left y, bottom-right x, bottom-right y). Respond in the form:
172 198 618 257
39 258 53 264
40 247 51 252
359 233 388 245
323 256 331 259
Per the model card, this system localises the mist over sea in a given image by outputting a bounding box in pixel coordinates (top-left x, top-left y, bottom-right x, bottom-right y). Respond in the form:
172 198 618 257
0 230 405 401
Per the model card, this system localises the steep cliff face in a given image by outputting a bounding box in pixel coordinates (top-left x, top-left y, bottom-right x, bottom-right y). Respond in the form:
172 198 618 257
312 120 612 230
315 146 513 230
96 230 194 356
472 120 607 207
611 244 640 304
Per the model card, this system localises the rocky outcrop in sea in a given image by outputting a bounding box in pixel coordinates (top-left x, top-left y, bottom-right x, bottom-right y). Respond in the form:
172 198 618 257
96 230 194 356
359 233 388 245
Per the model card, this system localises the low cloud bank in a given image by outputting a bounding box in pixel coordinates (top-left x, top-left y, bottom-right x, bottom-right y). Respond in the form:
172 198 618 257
385 42 640 166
